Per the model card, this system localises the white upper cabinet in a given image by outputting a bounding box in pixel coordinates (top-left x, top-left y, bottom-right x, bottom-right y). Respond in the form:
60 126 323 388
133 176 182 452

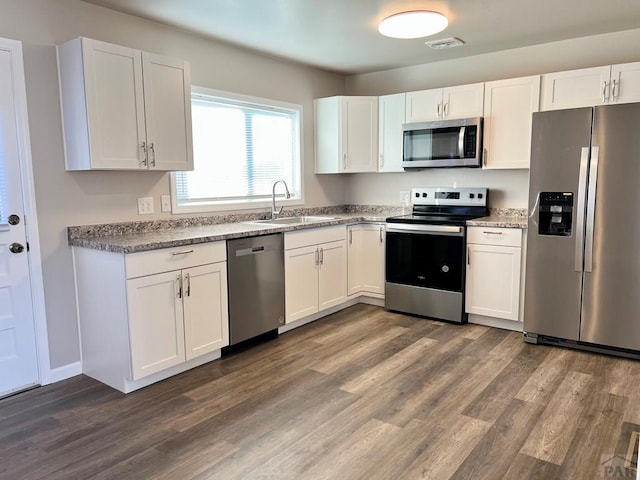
482 75 540 169
378 93 405 173
405 83 484 123
541 62 640 111
315 96 378 174
58 37 193 171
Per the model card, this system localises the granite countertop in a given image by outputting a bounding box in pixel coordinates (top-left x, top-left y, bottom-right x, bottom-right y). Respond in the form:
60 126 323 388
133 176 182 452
68 205 528 254
68 206 398 254
466 208 528 229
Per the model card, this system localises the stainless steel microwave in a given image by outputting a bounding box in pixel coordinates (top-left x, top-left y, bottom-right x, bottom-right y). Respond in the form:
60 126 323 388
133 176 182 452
402 117 483 168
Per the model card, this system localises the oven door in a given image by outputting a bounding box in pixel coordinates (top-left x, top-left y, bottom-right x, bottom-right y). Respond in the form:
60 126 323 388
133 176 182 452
385 224 465 292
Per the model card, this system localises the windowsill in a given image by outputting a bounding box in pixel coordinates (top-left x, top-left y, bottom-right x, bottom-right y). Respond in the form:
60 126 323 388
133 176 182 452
171 197 305 215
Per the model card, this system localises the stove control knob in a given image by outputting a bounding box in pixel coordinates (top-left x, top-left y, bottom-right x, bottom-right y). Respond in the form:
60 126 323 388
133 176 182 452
442 265 450 273
478 193 483 199
415 192 420 197
422 193 428 198
469 193 475 199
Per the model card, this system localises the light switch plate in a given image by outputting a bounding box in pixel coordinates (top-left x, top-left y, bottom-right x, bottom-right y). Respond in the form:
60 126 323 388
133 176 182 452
161 195 171 213
137 197 154 215
399 190 410 205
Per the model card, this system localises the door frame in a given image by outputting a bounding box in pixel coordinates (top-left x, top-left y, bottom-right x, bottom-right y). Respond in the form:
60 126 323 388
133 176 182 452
2 37 50 386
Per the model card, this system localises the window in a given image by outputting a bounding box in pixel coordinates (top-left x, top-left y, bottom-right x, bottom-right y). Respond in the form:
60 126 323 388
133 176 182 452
171 87 303 213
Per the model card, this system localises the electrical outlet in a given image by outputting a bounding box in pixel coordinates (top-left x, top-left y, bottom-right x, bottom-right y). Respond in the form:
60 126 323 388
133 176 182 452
399 190 410 205
137 197 154 215
161 195 171 213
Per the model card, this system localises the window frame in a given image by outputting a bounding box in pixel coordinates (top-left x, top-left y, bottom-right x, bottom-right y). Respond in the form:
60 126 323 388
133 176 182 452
170 86 304 214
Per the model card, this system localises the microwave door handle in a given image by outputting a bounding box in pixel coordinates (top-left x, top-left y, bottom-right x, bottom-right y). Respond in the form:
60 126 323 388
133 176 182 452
458 126 466 158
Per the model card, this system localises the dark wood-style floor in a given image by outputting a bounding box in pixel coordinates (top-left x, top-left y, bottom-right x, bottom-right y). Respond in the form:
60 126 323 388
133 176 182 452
1 304 639 480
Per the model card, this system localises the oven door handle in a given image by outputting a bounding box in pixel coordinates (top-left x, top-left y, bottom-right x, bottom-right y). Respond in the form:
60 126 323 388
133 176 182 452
386 224 464 236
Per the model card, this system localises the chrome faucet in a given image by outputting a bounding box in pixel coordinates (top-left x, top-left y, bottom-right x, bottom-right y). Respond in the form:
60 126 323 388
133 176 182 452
271 179 291 219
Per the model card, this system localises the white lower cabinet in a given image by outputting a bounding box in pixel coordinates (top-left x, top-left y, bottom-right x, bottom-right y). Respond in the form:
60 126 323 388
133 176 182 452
73 242 228 393
284 226 347 323
347 223 385 297
465 227 523 322
127 261 228 379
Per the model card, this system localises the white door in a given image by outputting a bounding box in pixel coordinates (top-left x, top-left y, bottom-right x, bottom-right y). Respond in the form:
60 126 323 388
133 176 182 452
378 93 405 172
347 226 362 296
611 62 640 104
343 96 378 173
318 240 347 311
360 225 385 295
540 66 611 111
83 38 147 169
183 262 229 360
284 245 319 323
443 83 485 119
405 88 442 122
0 43 39 397
142 52 193 171
127 271 186 380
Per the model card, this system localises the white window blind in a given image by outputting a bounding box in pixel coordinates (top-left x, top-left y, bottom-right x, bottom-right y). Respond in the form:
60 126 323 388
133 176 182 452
173 88 302 212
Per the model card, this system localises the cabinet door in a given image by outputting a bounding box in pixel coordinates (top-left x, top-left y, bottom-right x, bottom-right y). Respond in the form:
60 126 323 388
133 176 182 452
127 271 185 379
540 66 611 111
183 262 229 361
347 226 363 296
443 83 485 119
405 88 442 122
285 245 319 322
343 96 378 173
360 225 385 295
483 76 540 169
314 96 341 173
318 239 347 311
465 244 521 321
82 38 146 169
142 52 194 171
611 62 640 104
378 93 406 172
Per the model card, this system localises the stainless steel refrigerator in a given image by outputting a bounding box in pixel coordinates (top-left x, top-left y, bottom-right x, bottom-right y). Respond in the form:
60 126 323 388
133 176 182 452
524 103 640 353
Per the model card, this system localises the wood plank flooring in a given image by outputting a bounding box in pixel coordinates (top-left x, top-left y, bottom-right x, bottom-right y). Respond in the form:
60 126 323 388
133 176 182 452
1 304 639 479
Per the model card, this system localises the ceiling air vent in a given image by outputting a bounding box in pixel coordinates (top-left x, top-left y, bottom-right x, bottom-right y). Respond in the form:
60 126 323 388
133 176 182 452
425 37 465 50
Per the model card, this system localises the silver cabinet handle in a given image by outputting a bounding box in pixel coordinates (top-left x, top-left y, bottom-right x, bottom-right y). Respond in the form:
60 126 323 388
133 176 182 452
467 247 470 265
482 231 503 235
349 229 353 245
379 154 384 169
437 103 442 119
319 247 324 265
602 81 609 102
379 227 384 243
443 101 449 118
574 147 589 272
584 146 600 272
315 248 319 266
149 142 156 167
612 78 619 100
185 273 191 297
172 249 194 256
140 141 148 167
176 275 182 299
483 148 488 167
343 153 347 170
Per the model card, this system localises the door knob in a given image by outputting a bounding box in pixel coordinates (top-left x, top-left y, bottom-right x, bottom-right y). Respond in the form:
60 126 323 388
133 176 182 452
9 243 24 254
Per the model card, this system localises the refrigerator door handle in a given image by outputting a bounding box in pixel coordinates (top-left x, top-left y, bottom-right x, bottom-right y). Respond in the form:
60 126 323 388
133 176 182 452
575 147 590 272
584 146 600 272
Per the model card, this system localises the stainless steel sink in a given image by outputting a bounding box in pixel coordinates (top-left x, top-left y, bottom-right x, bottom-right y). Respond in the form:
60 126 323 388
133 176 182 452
250 215 338 225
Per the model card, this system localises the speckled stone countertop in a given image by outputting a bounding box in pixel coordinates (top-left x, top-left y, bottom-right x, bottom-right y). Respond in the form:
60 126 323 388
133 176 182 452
68 205 403 254
466 208 528 229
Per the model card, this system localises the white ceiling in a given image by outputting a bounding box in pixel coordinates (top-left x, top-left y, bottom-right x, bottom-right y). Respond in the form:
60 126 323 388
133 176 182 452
82 0 640 74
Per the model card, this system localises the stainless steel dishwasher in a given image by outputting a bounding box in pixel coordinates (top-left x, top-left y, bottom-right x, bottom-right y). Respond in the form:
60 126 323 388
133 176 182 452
226 233 285 346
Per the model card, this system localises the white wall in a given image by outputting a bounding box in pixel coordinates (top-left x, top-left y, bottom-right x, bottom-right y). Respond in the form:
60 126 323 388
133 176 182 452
1 0 346 369
344 28 640 208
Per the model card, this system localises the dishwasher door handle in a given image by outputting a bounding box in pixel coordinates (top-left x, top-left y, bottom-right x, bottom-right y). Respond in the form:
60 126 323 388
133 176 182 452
235 245 268 257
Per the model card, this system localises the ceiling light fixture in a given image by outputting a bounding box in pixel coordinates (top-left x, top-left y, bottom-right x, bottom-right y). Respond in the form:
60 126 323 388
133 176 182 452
378 10 448 39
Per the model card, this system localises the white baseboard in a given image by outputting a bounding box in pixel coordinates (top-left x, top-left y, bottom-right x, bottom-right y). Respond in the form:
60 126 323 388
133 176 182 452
49 361 82 383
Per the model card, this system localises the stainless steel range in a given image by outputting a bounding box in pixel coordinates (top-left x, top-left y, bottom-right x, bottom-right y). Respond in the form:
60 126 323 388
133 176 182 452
385 187 488 323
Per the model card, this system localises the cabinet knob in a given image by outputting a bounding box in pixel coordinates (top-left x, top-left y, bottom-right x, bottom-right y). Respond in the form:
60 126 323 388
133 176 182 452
9 242 24 254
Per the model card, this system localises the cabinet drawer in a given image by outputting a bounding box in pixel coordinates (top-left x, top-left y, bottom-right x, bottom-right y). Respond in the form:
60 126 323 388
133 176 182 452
285 225 346 251
125 241 226 278
467 227 522 247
